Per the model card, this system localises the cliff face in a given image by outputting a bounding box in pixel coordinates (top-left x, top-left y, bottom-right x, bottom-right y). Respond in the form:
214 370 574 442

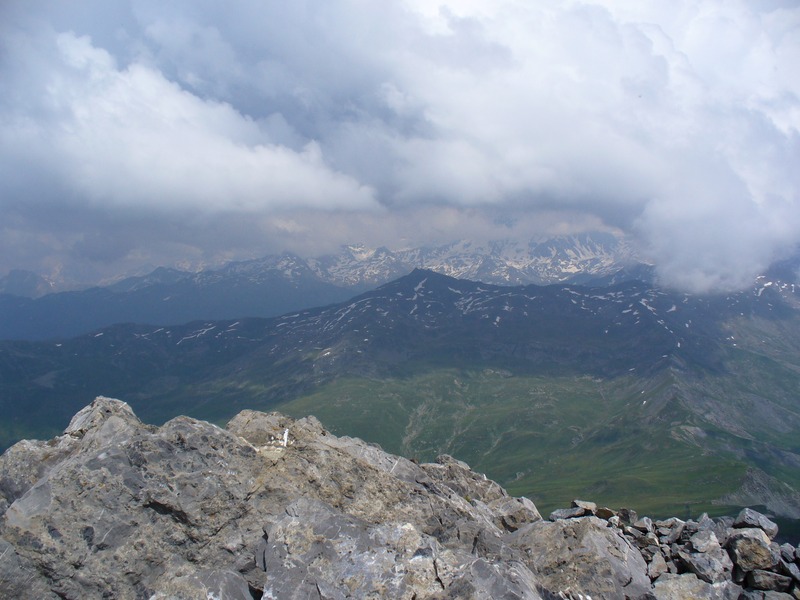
0 398 796 599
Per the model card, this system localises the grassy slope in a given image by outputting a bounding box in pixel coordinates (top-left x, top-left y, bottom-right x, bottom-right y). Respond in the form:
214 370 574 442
276 369 749 518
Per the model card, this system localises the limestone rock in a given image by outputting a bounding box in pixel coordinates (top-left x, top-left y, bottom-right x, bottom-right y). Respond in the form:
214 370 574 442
651 573 742 600
677 547 733 584
571 499 597 513
3 397 799 600
512 515 652 599
0 397 647 600
735 508 780 539
648 551 669 580
747 569 792 592
727 528 781 572
548 506 586 520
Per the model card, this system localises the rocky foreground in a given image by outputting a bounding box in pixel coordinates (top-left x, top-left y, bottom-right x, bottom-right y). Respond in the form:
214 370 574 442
1 398 799 599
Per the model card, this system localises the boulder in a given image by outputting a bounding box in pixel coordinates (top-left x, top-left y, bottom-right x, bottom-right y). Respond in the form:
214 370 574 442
779 543 796 562
2 398 548 599
734 508 780 539
512 516 652 599
690 529 721 553
677 547 733 584
595 506 616 520
651 573 742 600
632 516 654 533
571 499 597 513
727 528 781 572
548 506 586 520
648 551 669 580
746 569 792 592
778 558 800 583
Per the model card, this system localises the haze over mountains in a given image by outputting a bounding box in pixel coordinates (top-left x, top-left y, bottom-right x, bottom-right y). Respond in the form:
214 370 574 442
0 233 644 340
2 247 799 521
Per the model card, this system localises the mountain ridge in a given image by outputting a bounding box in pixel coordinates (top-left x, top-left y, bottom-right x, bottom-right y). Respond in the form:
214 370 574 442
0 233 641 340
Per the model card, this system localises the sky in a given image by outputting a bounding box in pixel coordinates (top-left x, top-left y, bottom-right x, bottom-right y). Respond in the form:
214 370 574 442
1 0 798 292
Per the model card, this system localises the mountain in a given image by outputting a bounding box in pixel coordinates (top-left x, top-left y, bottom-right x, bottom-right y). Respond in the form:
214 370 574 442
0 269 56 298
309 232 641 287
1 397 796 598
2 269 799 522
0 256 355 341
0 233 642 341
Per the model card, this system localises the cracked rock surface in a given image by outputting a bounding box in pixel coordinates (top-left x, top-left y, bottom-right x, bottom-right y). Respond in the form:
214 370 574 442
2 397 794 599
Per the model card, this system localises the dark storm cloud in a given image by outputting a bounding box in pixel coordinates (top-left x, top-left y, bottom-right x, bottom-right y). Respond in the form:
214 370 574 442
0 0 798 290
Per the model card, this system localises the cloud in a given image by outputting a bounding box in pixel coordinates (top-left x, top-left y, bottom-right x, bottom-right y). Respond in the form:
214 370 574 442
0 0 798 291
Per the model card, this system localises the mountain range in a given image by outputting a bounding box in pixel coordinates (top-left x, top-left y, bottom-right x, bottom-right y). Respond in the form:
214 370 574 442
2 265 799 524
0 233 644 340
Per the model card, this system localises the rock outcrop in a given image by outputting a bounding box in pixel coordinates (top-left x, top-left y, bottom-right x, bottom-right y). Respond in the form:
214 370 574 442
0 397 798 599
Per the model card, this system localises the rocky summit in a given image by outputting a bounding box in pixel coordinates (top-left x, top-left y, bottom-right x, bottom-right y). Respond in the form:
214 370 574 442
1 398 799 599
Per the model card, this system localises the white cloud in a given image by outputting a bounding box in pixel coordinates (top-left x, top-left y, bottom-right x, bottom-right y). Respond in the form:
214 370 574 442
0 0 798 291
1 30 377 214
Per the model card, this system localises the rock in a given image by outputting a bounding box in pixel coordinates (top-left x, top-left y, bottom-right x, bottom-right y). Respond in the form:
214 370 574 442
633 516 654 533
548 506 585 520
648 551 669 580
778 558 800 582
260 497 542 599
512 516 652 599
5 397 799 600
0 537 57 599
666 522 685 544
571 499 597 513
3 398 548 598
677 547 733 584
490 495 542 531
747 569 793 592
690 529 721 553
595 506 616 520
739 590 796 600
734 507 780 539
651 573 742 600
618 507 638 525
149 569 252 600
779 543 796 562
727 528 781 572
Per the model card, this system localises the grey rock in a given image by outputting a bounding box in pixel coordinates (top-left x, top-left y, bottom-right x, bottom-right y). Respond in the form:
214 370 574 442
677 547 733 584
0 398 543 599
150 569 252 600
747 569 793 592
548 506 586 520
690 529 721 553
662 520 685 545
10 396 800 600
571 499 597 513
779 543 796 562
0 537 59 599
727 528 781 572
512 516 652 599
739 591 796 600
633 516 654 533
778 558 800 582
648 551 669 580
490 495 542 532
651 573 742 600
734 507 780 539
618 508 638 525
595 506 616 520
